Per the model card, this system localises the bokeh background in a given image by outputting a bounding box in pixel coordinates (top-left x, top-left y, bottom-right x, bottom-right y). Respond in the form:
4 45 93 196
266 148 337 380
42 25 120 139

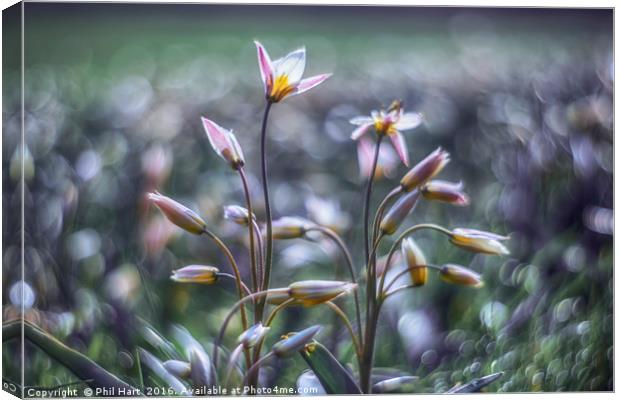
2 3 613 394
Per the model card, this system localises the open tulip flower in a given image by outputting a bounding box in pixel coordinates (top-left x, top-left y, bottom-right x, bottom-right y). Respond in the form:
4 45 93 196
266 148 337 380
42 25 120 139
350 101 423 166
255 41 332 103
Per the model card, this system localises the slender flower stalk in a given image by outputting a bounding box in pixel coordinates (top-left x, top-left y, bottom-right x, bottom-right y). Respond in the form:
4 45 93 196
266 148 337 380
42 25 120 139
256 101 274 323
237 168 260 297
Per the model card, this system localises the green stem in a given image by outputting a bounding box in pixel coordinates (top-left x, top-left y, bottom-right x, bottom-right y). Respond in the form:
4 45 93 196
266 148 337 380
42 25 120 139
212 288 287 370
305 226 363 340
377 223 452 297
238 168 259 299
202 228 252 374
257 100 274 322
363 135 383 265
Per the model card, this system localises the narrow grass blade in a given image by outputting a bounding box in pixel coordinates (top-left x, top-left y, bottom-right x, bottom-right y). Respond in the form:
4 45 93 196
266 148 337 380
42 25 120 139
138 348 188 394
3 321 137 392
447 372 504 393
299 341 361 394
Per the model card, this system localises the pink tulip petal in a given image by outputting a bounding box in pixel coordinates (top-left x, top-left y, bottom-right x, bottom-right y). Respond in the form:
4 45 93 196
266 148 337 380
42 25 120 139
389 131 409 166
351 122 373 140
292 73 332 96
349 115 374 125
357 136 374 178
254 41 274 95
395 112 423 131
201 117 231 158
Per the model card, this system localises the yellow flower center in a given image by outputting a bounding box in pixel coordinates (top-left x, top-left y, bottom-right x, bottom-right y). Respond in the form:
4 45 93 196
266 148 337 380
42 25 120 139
374 116 397 136
269 74 295 102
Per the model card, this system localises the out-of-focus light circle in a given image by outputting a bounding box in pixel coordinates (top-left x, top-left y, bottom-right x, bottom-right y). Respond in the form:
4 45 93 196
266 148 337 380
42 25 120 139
9 281 36 309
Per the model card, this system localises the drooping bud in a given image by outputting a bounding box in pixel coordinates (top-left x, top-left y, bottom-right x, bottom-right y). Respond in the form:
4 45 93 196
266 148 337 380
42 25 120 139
420 180 469 206
449 228 510 255
400 148 450 192
271 217 314 240
170 265 219 284
163 360 191 379
401 238 428 286
201 117 245 169
147 192 207 235
272 325 321 358
238 323 270 349
265 291 297 305
223 205 252 227
288 280 357 306
439 264 484 288
380 190 421 235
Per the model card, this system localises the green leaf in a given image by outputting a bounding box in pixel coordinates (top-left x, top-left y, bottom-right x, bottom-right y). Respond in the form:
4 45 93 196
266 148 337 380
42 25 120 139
299 341 361 394
3 321 138 393
447 372 504 393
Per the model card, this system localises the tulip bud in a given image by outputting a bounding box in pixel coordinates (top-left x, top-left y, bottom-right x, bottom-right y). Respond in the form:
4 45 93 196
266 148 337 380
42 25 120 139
190 347 215 388
238 323 270 349
439 264 483 288
380 190 421 235
271 217 314 240
223 205 252 227
201 117 245 169
288 280 357 306
421 180 469 206
373 376 419 393
163 360 191 379
272 325 321 358
170 265 219 284
401 238 427 286
265 291 296 305
400 148 450 192
147 192 207 235
449 228 510 255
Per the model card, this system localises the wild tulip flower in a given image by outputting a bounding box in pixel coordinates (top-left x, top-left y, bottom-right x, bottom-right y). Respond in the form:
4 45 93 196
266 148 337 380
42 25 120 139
238 323 270 349
270 216 315 239
449 228 510 255
170 265 219 284
147 192 207 235
400 147 450 192
379 190 421 235
288 280 357 306
439 264 484 288
401 238 428 286
223 205 252 227
255 41 332 103
201 117 245 169
421 180 470 206
357 136 399 180
350 101 423 166
272 325 322 358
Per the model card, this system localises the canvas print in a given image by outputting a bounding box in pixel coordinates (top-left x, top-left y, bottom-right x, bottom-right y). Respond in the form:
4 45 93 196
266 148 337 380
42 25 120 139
1 2 613 397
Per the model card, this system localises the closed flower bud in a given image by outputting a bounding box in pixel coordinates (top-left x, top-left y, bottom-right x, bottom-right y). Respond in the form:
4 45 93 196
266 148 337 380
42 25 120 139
238 323 270 349
401 238 427 286
163 360 191 379
190 347 215 388
439 264 483 288
421 180 469 206
380 190 421 235
271 217 314 240
400 148 450 192
449 228 510 255
272 325 321 358
201 117 245 169
170 265 219 284
148 192 207 235
373 376 419 393
288 280 357 306
266 291 296 305
223 205 252 226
